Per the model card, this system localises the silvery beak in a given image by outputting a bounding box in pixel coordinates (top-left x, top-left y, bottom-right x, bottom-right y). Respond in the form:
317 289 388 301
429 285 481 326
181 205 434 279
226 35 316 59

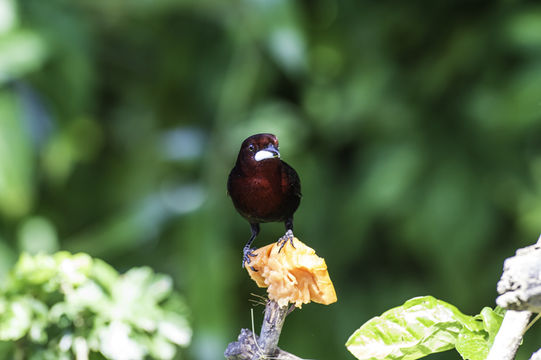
254 144 280 161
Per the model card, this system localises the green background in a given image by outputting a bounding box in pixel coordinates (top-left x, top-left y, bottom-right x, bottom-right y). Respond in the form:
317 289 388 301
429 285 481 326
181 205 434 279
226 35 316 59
1 0 541 359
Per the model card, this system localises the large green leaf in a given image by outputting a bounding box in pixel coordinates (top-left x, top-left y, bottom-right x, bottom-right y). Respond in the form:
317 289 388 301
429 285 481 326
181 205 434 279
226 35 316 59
345 296 500 360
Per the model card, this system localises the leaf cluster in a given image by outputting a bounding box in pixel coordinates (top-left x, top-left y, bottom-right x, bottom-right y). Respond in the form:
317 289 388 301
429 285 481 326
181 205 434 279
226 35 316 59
0 252 191 360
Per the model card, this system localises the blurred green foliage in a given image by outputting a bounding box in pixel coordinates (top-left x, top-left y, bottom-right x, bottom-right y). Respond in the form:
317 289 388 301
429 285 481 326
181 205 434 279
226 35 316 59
1 0 541 359
0 252 191 359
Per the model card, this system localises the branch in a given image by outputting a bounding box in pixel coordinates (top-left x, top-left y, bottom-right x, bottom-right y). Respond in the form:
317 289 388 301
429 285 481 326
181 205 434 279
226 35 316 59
224 328 303 360
486 310 532 360
487 236 541 360
495 237 541 312
224 300 305 360
257 299 289 357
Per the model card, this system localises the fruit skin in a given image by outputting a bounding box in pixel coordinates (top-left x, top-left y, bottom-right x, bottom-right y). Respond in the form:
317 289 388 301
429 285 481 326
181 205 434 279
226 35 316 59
246 237 337 308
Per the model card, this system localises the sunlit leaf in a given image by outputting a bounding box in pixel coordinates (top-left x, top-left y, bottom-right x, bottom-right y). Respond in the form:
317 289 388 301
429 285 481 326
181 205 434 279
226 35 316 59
455 327 488 360
346 296 485 360
98 321 146 360
0 297 33 340
158 314 192 346
456 306 505 360
0 252 190 359
481 307 505 342
11 252 58 287
55 252 93 286
148 335 176 360
90 259 118 291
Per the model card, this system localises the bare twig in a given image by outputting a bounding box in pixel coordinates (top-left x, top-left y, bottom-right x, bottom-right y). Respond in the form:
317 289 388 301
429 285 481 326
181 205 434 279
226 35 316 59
224 300 305 360
254 300 289 359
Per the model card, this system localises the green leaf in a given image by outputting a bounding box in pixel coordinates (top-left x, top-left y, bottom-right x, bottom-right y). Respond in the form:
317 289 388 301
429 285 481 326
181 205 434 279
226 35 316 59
455 307 505 360
455 328 488 360
27 298 48 344
0 296 33 340
11 252 58 287
64 281 108 315
158 314 192 346
98 321 146 360
345 296 482 360
480 306 505 343
90 258 118 291
54 252 93 286
346 296 505 360
148 335 176 360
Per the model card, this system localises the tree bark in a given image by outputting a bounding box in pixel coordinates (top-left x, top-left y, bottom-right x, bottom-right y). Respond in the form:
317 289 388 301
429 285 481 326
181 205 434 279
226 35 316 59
488 236 541 360
224 300 305 360
486 310 532 360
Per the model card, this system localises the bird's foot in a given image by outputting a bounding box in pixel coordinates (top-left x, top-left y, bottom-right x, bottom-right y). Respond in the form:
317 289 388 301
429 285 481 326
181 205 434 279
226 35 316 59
277 229 295 252
242 246 258 271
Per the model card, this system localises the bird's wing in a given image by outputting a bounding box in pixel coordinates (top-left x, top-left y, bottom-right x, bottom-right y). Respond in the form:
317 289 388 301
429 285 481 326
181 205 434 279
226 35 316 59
226 167 235 197
281 161 302 198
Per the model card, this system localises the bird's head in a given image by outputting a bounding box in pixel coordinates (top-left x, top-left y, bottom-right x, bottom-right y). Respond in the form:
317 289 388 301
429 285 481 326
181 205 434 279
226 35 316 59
236 133 280 167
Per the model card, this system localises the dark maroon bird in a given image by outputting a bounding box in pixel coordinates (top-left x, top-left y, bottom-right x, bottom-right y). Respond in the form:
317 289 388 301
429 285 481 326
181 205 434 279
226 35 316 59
227 133 301 267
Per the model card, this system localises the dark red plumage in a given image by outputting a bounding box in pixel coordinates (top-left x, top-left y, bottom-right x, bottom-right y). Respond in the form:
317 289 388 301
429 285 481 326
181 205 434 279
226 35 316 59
228 133 301 267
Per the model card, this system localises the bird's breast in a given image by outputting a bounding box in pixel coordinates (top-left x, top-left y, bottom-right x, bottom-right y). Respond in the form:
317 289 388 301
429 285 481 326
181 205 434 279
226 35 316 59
229 170 293 223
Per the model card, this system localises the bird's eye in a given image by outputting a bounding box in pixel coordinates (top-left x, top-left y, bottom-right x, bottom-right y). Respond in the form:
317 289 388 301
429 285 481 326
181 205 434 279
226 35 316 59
248 144 255 152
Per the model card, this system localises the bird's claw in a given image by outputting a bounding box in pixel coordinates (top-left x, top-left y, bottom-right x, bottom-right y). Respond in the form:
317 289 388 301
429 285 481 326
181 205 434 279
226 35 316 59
277 229 295 252
242 247 258 271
